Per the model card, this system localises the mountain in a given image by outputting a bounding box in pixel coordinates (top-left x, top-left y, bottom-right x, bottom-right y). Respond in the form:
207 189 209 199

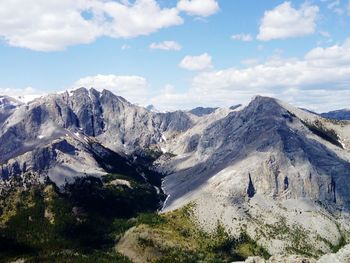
0 95 22 110
188 106 242 117
0 95 23 123
159 96 350 256
0 88 195 188
189 106 218 117
145 104 160 113
1 88 350 262
162 96 350 210
229 104 242 110
321 109 350 121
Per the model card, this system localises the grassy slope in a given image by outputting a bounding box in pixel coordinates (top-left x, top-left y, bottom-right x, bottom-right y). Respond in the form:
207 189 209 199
0 177 270 263
116 205 270 263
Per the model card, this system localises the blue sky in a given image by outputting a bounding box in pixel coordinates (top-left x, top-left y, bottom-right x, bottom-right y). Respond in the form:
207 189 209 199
0 0 350 111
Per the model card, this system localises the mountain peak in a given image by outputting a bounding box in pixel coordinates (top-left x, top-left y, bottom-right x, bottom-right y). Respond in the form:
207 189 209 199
250 95 279 105
0 95 23 110
189 106 218 116
146 104 159 112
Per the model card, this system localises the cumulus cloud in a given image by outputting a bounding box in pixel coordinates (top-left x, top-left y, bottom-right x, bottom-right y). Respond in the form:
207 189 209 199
0 0 186 51
152 39 350 112
74 74 149 104
179 53 213 71
149 41 182 51
0 87 45 103
3 37 350 112
0 0 100 51
0 0 222 51
92 0 183 39
231 34 253 42
177 0 219 17
257 2 319 41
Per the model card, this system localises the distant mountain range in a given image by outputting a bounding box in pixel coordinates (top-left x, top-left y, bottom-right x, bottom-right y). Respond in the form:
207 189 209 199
0 88 349 262
321 109 350 121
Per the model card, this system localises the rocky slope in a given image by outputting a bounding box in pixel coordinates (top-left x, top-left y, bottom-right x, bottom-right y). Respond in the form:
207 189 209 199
241 243 350 262
1 88 350 261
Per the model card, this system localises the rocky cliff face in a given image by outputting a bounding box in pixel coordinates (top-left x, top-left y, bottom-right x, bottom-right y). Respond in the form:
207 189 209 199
1 88 350 258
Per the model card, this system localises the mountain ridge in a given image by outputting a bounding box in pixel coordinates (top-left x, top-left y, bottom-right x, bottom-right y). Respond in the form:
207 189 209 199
1 88 350 261
321 109 350 121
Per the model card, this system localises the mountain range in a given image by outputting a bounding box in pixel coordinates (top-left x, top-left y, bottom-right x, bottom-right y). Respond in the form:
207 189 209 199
321 109 350 121
0 88 350 262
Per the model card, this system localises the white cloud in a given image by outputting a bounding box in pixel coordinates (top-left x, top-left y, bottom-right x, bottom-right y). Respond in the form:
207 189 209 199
241 58 260 66
257 2 319 41
319 31 331 38
305 38 350 66
0 0 184 51
177 0 219 17
152 39 350 112
327 0 340 9
0 87 45 103
3 37 350 112
149 41 182 51
93 0 183 39
0 0 100 51
0 0 223 51
74 74 149 104
231 34 253 42
179 53 213 71
324 0 343 15
121 44 131 50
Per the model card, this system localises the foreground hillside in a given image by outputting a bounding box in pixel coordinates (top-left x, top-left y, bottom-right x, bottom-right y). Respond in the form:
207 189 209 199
0 166 163 262
0 88 350 262
0 181 271 262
